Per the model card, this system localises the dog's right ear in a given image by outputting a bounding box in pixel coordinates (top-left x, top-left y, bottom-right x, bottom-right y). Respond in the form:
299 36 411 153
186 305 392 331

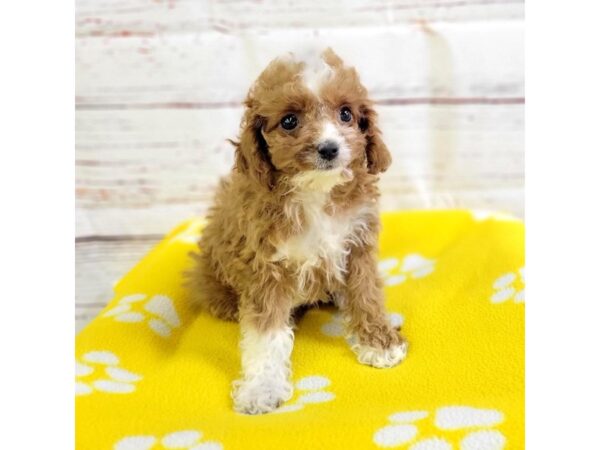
232 106 275 190
358 102 392 175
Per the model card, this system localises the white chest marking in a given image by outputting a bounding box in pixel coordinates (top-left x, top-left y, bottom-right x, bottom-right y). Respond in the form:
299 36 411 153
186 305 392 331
273 190 370 291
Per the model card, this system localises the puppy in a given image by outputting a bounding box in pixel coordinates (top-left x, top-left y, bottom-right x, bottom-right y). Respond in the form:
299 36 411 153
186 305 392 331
188 48 407 415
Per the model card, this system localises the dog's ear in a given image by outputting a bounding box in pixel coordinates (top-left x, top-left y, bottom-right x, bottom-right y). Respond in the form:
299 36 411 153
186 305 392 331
358 102 392 174
233 107 275 190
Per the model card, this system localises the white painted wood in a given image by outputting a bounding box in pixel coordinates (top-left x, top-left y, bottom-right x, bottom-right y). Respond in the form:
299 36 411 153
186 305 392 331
76 0 524 36
76 21 524 106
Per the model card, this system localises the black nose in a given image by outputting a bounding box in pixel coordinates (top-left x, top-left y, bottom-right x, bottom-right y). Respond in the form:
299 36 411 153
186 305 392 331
317 141 339 161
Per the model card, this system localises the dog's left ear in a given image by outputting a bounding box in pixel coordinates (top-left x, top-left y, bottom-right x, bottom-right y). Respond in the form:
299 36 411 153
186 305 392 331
359 103 392 174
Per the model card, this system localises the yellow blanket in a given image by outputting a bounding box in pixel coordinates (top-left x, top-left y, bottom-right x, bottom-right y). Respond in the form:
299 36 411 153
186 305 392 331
76 210 524 450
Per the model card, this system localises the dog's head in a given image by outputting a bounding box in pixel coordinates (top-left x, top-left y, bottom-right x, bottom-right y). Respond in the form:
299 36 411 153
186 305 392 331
233 48 391 191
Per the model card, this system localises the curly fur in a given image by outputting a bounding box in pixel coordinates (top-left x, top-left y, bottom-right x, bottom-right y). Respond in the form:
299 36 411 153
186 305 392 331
186 48 407 414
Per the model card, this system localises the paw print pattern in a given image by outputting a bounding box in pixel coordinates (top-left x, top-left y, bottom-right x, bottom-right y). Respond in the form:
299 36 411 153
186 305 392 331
373 406 506 449
490 268 525 304
76 350 142 396
471 210 520 223
321 312 404 338
373 411 426 447
320 312 346 337
103 294 181 337
379 254 436 287
274 375 335 414
172 219 207 244
114 430 222 450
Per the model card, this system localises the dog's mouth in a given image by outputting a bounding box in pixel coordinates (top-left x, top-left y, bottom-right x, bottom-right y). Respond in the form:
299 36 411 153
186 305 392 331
317 160 338 170
315 156 345 171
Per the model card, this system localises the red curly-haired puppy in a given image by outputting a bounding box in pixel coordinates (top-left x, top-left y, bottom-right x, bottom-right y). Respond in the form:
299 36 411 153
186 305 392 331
188 48 407 414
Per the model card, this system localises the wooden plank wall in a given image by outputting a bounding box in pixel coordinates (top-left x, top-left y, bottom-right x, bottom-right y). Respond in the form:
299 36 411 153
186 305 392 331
75 0 525 331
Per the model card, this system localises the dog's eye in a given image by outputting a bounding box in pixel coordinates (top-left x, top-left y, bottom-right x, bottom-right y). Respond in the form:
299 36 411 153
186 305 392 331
339 106 353 123
280 114 298 131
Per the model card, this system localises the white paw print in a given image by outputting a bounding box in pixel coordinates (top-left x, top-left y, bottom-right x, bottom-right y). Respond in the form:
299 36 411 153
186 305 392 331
103 294 181 337
490 268 525 303
114 429 222 450
373 406 506 449
274 375 335 414
320 312 346 337
379 254 436 287
76 350 142 396
320 312 404 338
171 219 207 244
471 210 520 223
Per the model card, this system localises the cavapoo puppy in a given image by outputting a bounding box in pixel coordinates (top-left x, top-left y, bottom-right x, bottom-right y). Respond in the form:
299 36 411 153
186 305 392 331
188 48 407 415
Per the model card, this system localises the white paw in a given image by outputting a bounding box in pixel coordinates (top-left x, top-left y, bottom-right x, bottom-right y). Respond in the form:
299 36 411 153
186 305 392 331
354 341 408 368
232 376 293 415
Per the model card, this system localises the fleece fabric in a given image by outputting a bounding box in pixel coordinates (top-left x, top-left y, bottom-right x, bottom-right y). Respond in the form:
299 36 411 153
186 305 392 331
76 210 525 450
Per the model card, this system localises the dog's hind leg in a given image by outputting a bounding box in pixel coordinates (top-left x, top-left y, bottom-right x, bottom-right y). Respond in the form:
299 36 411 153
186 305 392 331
186 252 239 322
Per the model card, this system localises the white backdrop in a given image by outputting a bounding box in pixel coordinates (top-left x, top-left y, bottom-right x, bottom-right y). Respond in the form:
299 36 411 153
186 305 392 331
75 0 524 331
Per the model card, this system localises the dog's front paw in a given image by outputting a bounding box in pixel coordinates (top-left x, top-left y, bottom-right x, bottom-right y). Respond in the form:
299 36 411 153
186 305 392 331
232 376 293 415
353 339 408 368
